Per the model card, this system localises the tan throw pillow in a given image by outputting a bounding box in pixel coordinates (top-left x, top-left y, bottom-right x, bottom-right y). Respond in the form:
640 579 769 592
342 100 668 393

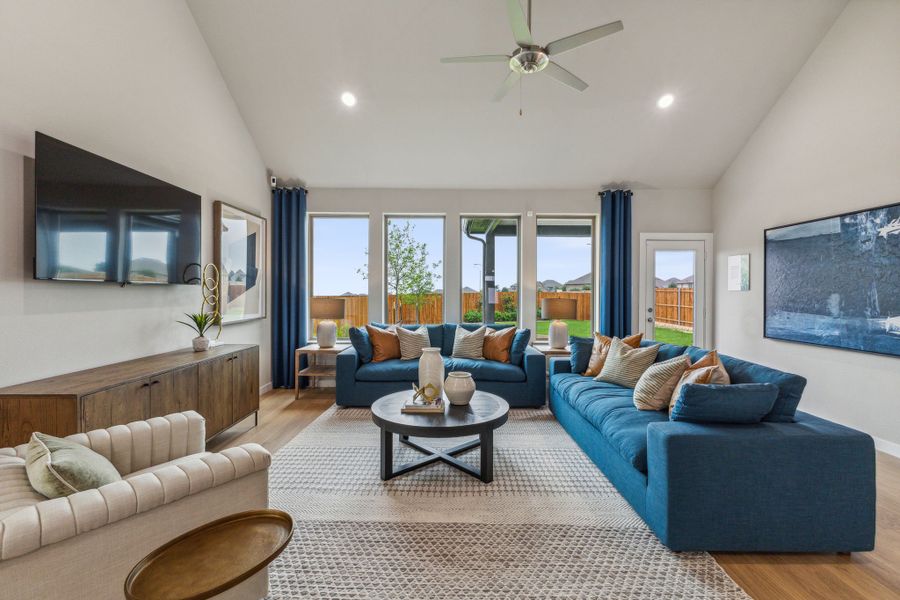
669 365 717 411
25 432 121 499
633 355 691 410
396 326 430 360
583 332 643 376
595 338 660 388
483 327 515 363
688 350 731 385
366 325 401 362
452 326 486 359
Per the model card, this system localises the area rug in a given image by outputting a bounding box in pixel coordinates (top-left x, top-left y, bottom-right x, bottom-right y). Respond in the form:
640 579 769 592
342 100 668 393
267 406 749 599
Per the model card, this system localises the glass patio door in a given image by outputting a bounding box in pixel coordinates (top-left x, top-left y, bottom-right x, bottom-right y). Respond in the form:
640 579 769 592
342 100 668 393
640 237 710 348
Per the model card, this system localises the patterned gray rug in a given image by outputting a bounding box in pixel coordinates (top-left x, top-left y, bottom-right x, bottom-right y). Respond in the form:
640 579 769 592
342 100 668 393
267 406 749 599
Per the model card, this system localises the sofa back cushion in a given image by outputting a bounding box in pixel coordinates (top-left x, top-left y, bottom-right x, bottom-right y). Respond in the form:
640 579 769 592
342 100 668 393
349 326 374 363
670 383 779 424
682 346 807 422
366 325 401 362
443 324 530 366
484 327 516 363
641 340 688 362
569 335 593 374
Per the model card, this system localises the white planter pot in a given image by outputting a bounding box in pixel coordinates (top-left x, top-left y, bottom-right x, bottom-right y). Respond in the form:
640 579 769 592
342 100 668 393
418 347 444 399
192 336 210 352
444 371 476 406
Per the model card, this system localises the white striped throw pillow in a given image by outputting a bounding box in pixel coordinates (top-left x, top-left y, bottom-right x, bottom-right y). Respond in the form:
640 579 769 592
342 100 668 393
633 355 691 410
595 338 660 388
396 326 430 360
452 326 486 359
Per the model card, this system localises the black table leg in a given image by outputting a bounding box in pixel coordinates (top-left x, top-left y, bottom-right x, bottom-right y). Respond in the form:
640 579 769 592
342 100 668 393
479 430 493 483
380 428 393 480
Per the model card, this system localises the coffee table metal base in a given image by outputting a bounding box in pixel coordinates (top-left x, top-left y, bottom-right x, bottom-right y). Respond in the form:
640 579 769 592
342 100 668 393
380 430 494 483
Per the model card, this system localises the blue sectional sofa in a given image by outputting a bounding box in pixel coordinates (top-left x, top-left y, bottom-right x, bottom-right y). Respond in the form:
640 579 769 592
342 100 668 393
336 324 546 407
550 341 876 553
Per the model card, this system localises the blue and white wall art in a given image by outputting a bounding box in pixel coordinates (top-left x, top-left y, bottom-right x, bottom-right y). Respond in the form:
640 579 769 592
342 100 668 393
765 202 900 358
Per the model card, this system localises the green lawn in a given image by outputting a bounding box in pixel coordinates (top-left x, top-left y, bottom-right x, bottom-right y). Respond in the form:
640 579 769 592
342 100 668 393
653 326 693 346
535 320 593 338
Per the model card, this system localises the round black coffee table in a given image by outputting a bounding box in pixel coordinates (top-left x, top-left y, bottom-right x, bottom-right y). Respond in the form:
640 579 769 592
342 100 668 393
371 391 509 483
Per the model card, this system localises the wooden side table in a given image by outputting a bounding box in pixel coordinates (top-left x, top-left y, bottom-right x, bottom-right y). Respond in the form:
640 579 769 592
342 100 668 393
295 342 350 397
532 343 572 358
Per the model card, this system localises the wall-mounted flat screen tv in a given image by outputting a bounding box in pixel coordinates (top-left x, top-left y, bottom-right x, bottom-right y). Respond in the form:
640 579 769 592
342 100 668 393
34 132 201 284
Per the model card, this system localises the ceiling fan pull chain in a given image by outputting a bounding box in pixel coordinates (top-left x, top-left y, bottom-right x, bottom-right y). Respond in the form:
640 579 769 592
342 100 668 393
519 77 523 116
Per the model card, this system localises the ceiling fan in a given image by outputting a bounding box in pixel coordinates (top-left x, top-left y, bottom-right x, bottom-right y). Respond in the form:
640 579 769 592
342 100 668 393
441 0 623 101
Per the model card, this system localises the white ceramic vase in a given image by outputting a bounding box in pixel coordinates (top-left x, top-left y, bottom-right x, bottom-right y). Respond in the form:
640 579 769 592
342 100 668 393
316 320 337 348
444 371 476 406
548 319 569 349
418 347 444 399
192 336 210 352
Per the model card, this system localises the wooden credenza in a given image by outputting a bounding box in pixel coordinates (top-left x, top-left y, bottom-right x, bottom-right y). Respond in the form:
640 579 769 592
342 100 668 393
0 344 259 447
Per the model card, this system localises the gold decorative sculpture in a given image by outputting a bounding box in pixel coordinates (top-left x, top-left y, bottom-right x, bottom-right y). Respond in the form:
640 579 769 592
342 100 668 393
201 263 223 342
412 383 441 404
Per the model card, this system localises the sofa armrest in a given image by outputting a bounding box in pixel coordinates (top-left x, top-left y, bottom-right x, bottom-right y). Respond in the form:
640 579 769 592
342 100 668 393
645 412 876 551
10 411 206 475
549 356 572 376
523 346 546 382
0 443 270 562
336 347 360 406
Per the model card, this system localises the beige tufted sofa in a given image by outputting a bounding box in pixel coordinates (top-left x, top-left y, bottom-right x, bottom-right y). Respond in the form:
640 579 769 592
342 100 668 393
0 411 271 600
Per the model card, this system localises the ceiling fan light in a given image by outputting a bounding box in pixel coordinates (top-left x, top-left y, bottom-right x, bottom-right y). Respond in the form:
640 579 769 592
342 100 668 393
657 93 674 109
341 92 357 107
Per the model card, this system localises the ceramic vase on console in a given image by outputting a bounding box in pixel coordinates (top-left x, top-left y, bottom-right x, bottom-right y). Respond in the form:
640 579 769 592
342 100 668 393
444 371 476 406
192 336 210 352
418 348 444 401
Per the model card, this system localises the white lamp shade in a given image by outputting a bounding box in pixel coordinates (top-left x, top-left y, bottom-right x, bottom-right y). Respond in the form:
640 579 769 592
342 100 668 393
541 298 577 320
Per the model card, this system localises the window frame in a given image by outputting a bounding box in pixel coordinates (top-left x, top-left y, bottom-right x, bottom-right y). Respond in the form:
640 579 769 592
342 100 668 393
534 214 598 340
459 214 522 326
308 213 370 341
382 214 447 325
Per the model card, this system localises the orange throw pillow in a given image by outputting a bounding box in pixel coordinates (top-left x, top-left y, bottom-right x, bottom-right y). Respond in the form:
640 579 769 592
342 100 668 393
668 365 717 411
484 327 516 363
583 333 643 376
687 350 731 385
366 325 401 362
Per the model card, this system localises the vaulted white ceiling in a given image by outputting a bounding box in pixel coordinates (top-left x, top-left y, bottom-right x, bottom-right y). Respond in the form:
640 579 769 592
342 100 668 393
187 0 846 189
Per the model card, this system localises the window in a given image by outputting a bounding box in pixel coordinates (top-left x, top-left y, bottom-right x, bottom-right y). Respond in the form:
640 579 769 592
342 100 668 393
460 217 519 325
310 215 369 339
536 217 595 338
384 216 444 324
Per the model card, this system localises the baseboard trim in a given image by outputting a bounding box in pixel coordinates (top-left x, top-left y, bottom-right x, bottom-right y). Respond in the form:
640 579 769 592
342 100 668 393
260 381 273 395
874 436 900 459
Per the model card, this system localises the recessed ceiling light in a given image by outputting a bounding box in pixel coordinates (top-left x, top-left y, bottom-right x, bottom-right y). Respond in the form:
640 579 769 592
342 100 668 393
341 92 357 107
657 93 674 109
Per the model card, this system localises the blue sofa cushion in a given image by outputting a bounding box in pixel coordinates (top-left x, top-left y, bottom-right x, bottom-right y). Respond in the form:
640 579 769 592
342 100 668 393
448 358 526 382
641 340 688 362
349 327 373 363
552 374 666 473
670 383 778 424
356 357 455 382
569 335 593 374
509 329 531 367
442 324 528 366
682 346 807 422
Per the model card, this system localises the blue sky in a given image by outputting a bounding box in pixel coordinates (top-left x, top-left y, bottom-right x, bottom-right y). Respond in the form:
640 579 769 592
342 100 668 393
654 250 695 280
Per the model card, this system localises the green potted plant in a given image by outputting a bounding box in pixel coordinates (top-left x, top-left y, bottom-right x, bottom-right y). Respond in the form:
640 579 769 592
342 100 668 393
178 312 219 351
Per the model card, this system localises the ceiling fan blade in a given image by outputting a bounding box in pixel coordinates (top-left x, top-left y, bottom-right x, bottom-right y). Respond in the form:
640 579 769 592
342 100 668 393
546 20 624 56
441 55 510 64
506 0 534 47
543 61 588 91
492 70 522 102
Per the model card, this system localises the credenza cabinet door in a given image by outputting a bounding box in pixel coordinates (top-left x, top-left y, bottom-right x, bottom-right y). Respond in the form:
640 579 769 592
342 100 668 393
83 380 150 431
232 347 259 422
199 354 233 438
147 371 175 419
173 364 199 413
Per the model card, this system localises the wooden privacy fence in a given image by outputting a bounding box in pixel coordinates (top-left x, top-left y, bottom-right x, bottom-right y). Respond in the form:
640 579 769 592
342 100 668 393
311 291 594 327
654 288 694 328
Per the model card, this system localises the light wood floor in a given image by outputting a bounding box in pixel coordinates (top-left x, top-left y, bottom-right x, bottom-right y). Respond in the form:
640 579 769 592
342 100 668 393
211 388 900 600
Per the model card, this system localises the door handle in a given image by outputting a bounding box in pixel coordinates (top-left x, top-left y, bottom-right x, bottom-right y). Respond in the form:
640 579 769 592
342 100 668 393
150 380 160 385
647 317 654 323
140 382 150 388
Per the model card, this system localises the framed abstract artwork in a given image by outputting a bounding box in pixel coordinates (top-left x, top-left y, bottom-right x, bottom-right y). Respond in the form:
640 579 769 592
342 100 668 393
764 201 899 357
213 201 267 324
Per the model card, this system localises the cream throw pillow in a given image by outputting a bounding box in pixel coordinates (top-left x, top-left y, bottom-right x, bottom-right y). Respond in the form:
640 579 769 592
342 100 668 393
633 355 691 410
583 332 643 376
452 326 486 359
668 365 718 411
396 326 430 360
595 338 660 388
25 432 121 499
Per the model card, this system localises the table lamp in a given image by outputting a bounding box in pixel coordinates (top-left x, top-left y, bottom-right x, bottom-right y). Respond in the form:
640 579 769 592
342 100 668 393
310 298 345 348
541 298 577 349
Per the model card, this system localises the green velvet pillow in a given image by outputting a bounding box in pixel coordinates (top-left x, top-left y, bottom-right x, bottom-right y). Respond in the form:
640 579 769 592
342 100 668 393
25 432 122 499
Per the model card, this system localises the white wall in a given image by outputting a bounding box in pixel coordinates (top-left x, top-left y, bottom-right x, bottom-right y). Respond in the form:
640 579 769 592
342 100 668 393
713 0 900 450
307 187 712 336
0 1 272 389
